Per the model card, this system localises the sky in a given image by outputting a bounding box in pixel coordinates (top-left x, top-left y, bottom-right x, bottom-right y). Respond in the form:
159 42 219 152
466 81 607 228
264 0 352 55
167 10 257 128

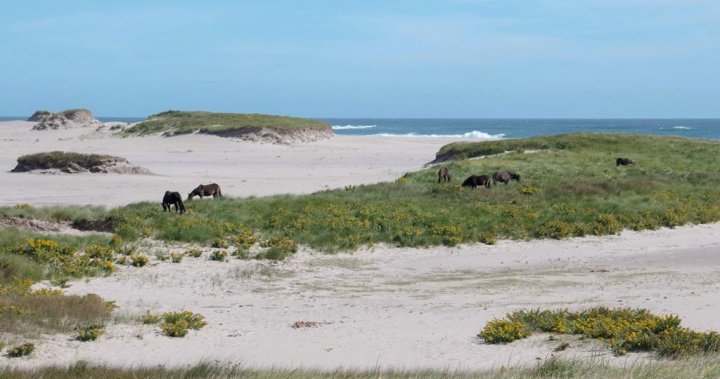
0 1 718 118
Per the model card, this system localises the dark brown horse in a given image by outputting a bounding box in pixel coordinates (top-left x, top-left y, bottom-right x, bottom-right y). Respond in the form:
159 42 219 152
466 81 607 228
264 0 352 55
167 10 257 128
162 191 186 214
462 175 491 189
492 171 521 186
188 183 222 200
438 166 451 183
616 157 635 166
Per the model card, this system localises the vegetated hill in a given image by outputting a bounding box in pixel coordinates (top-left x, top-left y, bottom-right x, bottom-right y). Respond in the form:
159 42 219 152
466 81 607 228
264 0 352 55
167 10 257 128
11 151 150 174
432 132 718 163
12 133 718 255
123 110 334 144
27 109 103 130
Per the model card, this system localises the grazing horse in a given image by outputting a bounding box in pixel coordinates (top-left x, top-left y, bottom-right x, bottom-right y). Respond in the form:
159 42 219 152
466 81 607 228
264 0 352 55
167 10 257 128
492 171 521 186
438 166 451 183
188 183 222 200
616 157 635 166
162 191 186 214
462 175 492 189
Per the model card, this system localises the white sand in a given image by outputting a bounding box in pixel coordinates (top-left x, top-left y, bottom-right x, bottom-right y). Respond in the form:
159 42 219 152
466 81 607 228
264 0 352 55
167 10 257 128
0 120 457 206
1 120 719 371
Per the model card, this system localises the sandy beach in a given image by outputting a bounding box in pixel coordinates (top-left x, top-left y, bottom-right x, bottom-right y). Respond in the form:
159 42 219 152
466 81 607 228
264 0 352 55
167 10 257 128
1 120 720 371
0 120 458 206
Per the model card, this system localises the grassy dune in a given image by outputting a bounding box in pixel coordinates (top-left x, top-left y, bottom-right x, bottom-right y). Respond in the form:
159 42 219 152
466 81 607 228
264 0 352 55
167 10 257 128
123 110 331 136
3 133 720 255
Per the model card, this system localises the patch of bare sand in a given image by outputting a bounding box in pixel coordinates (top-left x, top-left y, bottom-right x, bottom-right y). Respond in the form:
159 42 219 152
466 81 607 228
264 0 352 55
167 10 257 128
0 120 459 206
2 223 718 371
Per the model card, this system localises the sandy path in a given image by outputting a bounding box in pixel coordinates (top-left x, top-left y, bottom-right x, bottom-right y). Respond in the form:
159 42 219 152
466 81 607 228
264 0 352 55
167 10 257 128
2 223 717 370
0 121 458 207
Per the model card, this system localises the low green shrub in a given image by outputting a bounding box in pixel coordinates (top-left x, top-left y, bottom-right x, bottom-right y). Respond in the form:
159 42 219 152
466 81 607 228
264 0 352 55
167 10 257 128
160 311 207 338
185 248 203 258
130 255 149 267
233 230 258 250
139 311 161 325
211 239 228 249
161 320 189 337
536 220 574 239
75 324 104 342
209 250 227 262
478 319 530 343
170 252 184 263
481 307 720 358
593 214 622 235
7 343 34 357
259 235 298 260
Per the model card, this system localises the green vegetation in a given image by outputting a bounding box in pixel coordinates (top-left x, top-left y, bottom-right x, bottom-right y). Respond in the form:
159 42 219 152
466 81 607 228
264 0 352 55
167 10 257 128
123 110 331 136
479 307 720 358
6 342 34 358
0 229 119 340
11 151 118 172
159 311 207 338
139 310 207 337
4 358 720 378
75 324 104 342
3 134 720 257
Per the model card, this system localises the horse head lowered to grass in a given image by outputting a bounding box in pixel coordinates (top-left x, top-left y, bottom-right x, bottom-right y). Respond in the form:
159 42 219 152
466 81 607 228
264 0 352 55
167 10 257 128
188 183 222 200
162 191 186 214
492 171 521 186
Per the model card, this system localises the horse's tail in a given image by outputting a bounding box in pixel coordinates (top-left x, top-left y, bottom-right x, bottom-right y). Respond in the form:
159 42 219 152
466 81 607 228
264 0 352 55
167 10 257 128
218 188 223 197
178 198 186 214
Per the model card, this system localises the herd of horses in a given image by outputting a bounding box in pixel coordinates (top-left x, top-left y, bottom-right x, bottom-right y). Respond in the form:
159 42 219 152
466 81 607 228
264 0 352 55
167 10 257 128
161 157 635 213
440 157 635 189
162 183 222 214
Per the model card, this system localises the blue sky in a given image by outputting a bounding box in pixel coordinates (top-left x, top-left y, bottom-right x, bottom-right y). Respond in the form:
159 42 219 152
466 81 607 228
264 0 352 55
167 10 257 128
1 1 718 118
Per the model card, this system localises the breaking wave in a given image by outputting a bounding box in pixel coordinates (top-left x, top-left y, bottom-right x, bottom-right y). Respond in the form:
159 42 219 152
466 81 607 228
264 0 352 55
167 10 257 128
332 124 377 130
370 130 505 139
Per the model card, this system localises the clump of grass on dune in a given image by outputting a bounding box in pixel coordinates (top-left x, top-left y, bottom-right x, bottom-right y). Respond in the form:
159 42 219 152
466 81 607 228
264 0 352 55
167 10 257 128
479 307 720 358
3 357 720 378
4 133 720 256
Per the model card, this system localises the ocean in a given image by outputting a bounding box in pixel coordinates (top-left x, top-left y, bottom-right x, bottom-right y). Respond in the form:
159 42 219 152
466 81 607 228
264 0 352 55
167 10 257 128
2 116 719 140
324 119 720 140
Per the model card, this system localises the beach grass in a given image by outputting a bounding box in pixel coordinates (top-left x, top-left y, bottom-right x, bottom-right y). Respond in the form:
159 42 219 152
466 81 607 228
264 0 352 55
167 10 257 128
123 110 331 136
3 133 720 256
3 357 720 378
0 228 116 338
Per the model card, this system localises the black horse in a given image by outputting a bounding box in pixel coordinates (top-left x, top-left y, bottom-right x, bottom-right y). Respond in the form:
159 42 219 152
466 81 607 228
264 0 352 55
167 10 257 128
438 167 451 183
462 175 492 189
162 191 186 214
493 171 521 186
188 183 222 200
616 157 635 166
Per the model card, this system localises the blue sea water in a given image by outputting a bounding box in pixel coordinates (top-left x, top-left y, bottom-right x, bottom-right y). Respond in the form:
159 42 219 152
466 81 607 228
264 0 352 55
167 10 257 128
2 116 719 140
323 119 720 140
